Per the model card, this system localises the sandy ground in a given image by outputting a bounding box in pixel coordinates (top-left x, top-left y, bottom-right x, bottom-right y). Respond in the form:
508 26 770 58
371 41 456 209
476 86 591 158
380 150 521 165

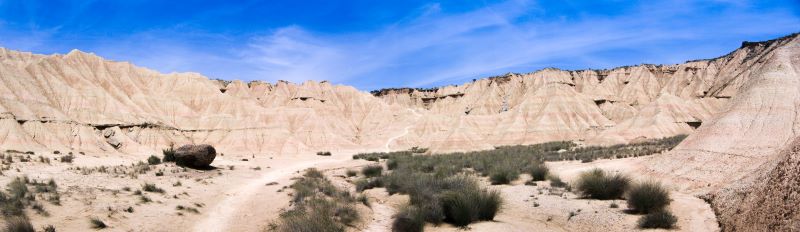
1 150 719 232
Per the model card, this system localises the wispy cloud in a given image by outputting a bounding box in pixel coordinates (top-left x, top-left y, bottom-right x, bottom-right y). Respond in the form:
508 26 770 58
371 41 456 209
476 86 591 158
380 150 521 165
0 0 798 90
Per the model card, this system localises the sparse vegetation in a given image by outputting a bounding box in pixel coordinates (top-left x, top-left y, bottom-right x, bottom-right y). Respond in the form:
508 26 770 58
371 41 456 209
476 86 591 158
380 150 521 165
147 155 161 165
142 183 164 194
4 216 34 232
361 165 383 177
89 217 107 229
316 151 332 156
345 169 357 177
527 163 549 181
575 168 631 200
638 210 677 229
626 181 670 214
393 205 425 232
60 154 74 163
489 165 519 185
274 169 361 232
162 147 176 162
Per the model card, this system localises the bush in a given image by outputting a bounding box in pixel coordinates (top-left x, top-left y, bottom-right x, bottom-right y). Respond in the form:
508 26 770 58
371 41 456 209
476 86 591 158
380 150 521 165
345 169 357 177
42 225 56 232
548 175 568 188
361 165 383 177
392 206 424 232
638 210 677 229
142 183 164 193
60 154 74 163
575 169 630 200
162 148 176 162
147 155 161 165
527 163 549 181
355 178 383 192
5 216 33 232
489 167 519 185
387 159 398 170
316 151 332 156
439 187 502 226
626 181 670 214
89 217 107 229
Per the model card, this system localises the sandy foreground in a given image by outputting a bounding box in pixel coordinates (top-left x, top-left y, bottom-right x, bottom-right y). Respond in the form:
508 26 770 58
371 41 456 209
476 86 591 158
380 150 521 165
1 150 718 232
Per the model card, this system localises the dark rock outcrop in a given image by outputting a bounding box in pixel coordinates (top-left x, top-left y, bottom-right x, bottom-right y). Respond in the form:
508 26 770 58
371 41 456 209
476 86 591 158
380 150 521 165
174 144 217 168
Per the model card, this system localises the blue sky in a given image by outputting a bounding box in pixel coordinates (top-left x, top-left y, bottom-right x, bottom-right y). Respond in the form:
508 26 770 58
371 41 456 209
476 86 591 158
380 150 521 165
0 0 798 90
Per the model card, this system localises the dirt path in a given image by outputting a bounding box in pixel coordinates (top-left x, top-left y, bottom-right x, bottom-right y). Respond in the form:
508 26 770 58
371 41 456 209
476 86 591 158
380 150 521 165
192 156 351 232
384 109 421 151
363 197 394 232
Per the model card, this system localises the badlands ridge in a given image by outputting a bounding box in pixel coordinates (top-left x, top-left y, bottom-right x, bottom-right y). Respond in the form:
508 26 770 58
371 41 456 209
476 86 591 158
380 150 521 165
0 33 799 230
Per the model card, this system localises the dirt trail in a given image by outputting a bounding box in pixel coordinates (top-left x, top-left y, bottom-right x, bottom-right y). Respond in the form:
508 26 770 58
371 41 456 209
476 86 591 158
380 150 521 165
384 109 421 152
363 198 394 232
192 156 351 232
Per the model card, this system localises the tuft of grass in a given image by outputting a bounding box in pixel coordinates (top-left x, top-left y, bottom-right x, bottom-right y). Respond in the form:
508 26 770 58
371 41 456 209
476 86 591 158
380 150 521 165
361 165 383 178
439 186 503 226
574 169 630 200
147 155 161 165
527 163 549 181
60 154 74 163
345 169 357 177
392 205 425 232
5 216 34 232
142 183 164 194
387 159 398 170
638 210 677 229
42 225 56 232
626 181 670 214
89 217 107 229
162 148 176 162
548 175 568 188
316 151 332 156
488 167 519 185
355 177 384 192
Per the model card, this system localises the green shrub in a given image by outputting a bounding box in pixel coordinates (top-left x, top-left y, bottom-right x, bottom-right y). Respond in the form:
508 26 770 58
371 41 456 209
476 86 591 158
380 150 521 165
42 225 56 232
89 217 107 229
316 151 332 156
489 167 519 185
303 168 324 179
575 169 630 200
548 175 568 188
387 159 398 170
60 154 74 163
392 206 425 232
627 181 670 214
335 204 359 225
361 165 383 177
345 169 357 177
147 155 161 165
142 183 164 193
5 216 33 232
162 148 176 162
527 163 549 181
355 178 384 192
439 187 502 226
638 210 677 229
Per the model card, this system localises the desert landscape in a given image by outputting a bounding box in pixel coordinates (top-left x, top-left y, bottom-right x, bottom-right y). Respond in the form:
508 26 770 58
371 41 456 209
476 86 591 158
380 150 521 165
0 1 799 232
0 32 798 231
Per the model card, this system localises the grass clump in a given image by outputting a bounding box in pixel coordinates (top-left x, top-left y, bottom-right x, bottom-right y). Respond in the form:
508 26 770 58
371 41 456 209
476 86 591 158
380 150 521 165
147 155 161 165
316 151 332 156
548 175 568 188
89 217 107 229
575 169 630 200
345 169 357 177
626 181 670 214
361 165 383 178
142 183 164 194
392 205 425 232
527 163 549 181
488 166 519 185
162 147 176 162
638 210 677 229
274 169 362 232
5 216 34 232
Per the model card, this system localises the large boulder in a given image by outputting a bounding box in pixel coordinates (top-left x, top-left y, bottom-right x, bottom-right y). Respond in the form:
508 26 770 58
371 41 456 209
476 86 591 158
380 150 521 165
174 144 216 168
